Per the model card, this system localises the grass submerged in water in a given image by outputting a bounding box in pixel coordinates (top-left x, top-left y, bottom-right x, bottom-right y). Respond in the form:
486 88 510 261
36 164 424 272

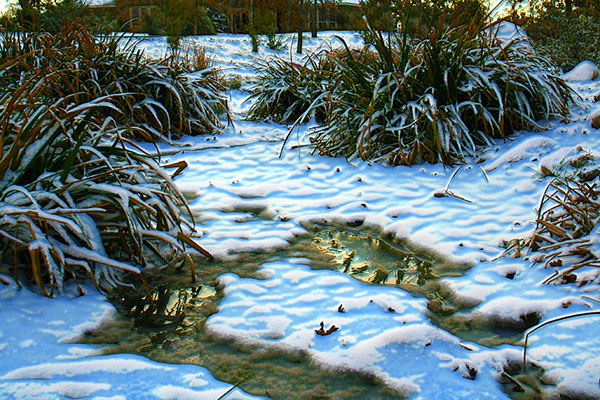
79 249 406 399
74 222 544 398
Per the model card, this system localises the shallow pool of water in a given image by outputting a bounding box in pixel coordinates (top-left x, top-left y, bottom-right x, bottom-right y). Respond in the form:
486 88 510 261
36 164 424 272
78 224 536 398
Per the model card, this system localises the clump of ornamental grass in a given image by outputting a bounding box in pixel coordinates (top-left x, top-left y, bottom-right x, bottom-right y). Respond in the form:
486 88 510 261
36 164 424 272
249 17 576 166
247 51 331 123
266 32 286 51
178 42 218 73
0 25 212 297
246 46 376 124
224 75 244 90
0 23 230 141
503 176 600 286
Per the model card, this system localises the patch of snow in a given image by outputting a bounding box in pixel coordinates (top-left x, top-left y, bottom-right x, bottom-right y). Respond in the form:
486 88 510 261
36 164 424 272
483 135 557 172
0 286 261 399
3 381 110 399
153 385 257 400
562 61 600 82
491 21 529 42
2 358 170 380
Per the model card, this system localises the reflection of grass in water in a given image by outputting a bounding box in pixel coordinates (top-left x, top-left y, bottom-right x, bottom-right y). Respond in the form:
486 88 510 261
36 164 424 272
308 227 446 286
302 225 532 348
77 223 542 398
79 252 406 399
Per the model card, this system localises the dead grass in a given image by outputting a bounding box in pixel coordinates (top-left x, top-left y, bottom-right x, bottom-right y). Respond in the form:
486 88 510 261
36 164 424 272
504 177 600 286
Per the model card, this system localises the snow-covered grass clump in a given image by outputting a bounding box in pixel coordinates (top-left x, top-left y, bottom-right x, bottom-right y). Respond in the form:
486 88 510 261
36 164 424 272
0 23 218 295
248 20 576 166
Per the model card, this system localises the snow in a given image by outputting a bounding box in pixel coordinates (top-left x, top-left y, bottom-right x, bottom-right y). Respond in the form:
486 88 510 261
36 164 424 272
86 0 114 6
489 21 529 43
134 31 365 81
562 61 600 82
2 29 600 399
483 136 557 172
0 281 262 399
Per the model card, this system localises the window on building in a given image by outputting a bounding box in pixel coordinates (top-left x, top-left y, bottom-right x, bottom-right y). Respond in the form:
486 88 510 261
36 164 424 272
319 6 336 30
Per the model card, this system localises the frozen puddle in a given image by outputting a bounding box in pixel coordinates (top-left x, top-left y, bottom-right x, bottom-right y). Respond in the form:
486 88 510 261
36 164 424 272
207 254 494 398
78 245 415 399
295 226 540 347
205 238 599 399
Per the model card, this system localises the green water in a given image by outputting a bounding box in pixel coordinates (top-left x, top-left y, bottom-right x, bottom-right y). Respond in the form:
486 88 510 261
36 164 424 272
78 224 535 399
81 248 405 399
299 225 531 346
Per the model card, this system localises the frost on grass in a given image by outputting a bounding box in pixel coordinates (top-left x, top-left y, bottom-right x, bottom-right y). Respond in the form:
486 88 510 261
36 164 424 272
0 27 214 296
250 21 575 166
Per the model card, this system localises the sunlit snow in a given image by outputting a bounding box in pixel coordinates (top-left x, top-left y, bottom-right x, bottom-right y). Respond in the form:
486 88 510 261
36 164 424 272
1 27 600 399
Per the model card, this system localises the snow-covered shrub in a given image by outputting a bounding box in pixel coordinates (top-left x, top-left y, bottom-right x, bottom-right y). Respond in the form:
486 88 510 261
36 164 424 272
178 42 218 73
247 47 376 124
266 32 286 51
0 26 212 297
313 20 576 165
0 23 230 141
250 19 576 166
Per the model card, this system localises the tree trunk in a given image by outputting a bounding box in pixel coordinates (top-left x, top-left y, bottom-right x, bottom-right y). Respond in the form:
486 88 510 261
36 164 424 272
311 0 317 38
565 0 572 16
193 0 198 35
18 0 37 30
286 2 290 32
296 0 303 53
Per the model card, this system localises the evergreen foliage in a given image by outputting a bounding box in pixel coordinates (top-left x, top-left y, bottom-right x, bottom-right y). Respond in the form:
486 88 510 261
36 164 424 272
520 1 600 71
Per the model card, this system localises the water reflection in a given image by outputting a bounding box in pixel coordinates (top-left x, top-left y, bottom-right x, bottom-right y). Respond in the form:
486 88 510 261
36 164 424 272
78 223 533 399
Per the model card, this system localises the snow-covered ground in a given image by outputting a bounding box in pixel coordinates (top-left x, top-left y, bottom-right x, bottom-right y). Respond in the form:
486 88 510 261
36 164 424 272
1 30 600 399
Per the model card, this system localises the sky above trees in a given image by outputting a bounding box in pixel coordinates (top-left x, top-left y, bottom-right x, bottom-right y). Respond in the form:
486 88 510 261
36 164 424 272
0 0 12 13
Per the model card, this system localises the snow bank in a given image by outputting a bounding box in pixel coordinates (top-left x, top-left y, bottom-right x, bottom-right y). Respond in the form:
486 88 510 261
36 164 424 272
562 61 600 82
0 280 261 399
